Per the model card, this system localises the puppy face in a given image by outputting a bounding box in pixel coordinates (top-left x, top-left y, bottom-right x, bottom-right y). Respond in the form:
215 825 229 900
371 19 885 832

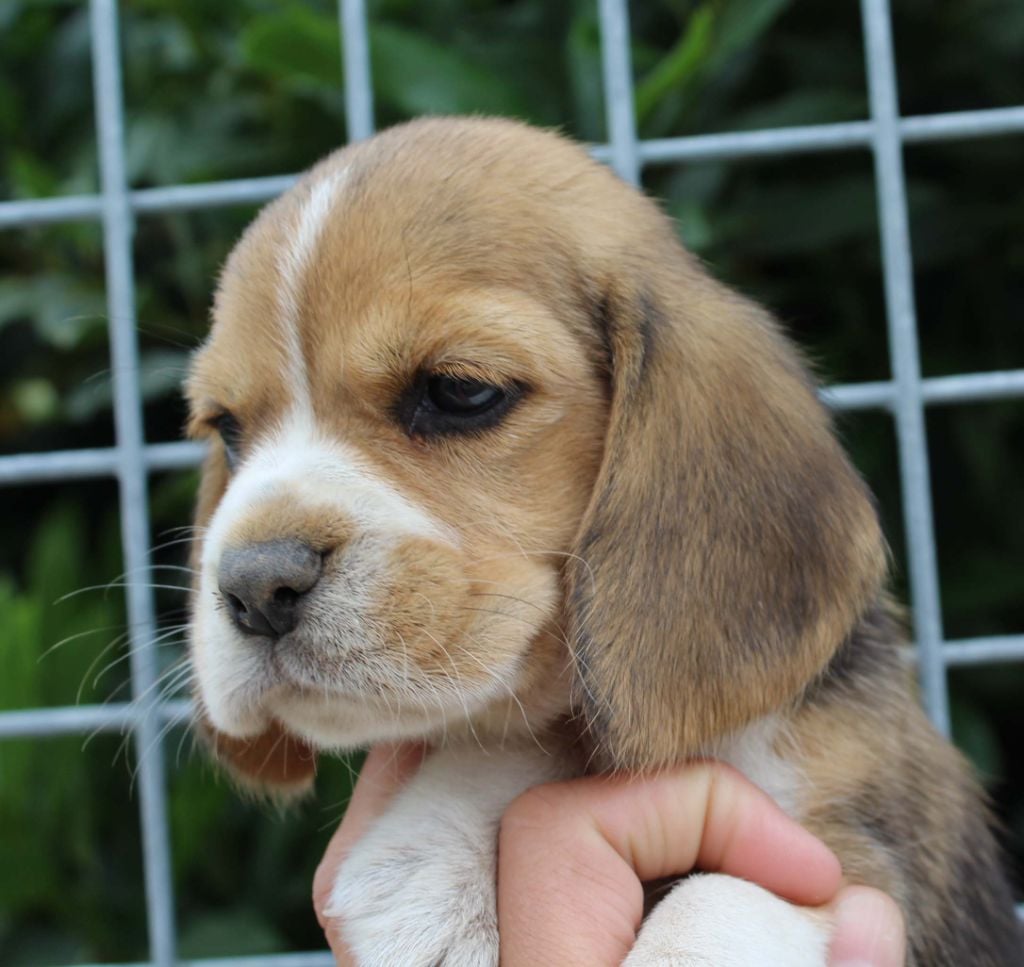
187 123 611 758
187 118 886 787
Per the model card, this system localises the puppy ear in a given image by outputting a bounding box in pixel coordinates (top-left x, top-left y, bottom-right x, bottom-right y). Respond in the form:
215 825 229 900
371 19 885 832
195 707 317 797
188 445 318 796
567 264 886 770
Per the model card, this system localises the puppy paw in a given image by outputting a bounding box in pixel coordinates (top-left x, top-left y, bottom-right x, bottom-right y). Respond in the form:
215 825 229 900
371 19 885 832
323 744 568 967
625 873 831 967
325 825 498 966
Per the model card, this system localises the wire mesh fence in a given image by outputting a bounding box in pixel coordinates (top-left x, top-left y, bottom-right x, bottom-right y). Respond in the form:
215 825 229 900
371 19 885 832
0 0 1022 963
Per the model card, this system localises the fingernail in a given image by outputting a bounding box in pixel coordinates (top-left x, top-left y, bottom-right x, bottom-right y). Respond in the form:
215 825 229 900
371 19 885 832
830 888 905 967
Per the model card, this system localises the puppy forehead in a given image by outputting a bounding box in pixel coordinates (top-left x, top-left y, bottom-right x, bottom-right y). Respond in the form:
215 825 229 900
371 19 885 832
191 119 625 416
199 246 586 414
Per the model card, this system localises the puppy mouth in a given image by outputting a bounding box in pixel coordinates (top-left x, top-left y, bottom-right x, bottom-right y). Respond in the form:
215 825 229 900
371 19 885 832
220 615 473 704
201 641 404 745
245 640 497 750
266 637 388 696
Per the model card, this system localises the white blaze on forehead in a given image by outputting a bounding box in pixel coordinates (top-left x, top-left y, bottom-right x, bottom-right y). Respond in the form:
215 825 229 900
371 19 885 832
202 410 451 573
275 166 350 408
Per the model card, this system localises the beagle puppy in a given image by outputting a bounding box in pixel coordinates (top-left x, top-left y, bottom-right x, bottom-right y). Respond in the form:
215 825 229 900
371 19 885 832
185 117 1020 965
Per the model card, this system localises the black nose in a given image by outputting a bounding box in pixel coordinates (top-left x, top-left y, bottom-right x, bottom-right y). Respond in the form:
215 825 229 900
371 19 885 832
218 540 323 638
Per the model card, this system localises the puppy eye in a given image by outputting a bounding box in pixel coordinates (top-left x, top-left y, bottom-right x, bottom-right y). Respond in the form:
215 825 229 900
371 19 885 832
211 411 243 469
401 373 524 437
427 375 505 415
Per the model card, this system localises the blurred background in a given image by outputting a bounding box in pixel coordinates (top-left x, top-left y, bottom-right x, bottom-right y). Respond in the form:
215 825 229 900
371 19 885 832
1 0 1022 961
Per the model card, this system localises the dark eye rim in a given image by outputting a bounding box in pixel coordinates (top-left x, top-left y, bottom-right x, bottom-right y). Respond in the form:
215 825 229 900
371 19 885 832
398 371 527 438
209 410 243 468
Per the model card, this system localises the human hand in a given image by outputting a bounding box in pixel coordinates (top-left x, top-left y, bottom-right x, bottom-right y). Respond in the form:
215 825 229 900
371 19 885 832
313 744 905 967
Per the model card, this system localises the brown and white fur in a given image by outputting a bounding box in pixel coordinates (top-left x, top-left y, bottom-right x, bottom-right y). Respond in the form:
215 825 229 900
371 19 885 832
185 117 1020 965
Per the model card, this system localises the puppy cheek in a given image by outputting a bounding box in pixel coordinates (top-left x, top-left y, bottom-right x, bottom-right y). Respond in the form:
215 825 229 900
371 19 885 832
464 553 564 680
370 538 475 678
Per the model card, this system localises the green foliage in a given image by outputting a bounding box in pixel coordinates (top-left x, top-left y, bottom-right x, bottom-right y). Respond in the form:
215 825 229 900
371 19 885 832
1 0 1022 957
0 502 144 961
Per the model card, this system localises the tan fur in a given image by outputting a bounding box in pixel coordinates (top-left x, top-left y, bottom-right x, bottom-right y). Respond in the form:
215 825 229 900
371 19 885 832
186 118 1020 964
227 498 355 551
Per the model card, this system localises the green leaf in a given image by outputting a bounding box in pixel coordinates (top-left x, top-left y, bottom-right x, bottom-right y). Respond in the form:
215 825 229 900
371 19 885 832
7 150 59 198
240 7 548 137
725 89 867 130
239 5 341 89
0 578 42 713
711 176 891 258
566 8 605 141
635 5 714 123
0 275 106 350
65 348 190 422
10 378 59 424
634 0 795 134
709 0 794 68
370 24 531 118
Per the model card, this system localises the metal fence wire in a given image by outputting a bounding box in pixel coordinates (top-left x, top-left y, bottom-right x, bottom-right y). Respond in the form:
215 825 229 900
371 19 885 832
1 0 1023 964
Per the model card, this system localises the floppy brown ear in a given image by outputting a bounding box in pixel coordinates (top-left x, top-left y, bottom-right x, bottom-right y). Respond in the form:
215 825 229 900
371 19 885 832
567 258 886 771
188 444 318 796
194 707 317 797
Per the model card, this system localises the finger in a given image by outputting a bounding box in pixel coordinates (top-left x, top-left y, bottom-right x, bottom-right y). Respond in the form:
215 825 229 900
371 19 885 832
312 742 426 962
828 885 906 967
499 761 842 967
692 764 842 906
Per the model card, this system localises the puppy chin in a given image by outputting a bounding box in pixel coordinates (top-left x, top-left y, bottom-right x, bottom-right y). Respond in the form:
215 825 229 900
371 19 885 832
196 680 273 740
265 688 489 751
193 620 440 749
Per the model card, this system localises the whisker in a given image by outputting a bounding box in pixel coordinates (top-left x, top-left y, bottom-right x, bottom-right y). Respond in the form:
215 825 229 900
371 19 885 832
156 524 207 540
466 587 556 620
458 605 573 652
450 640 549 757
76 629 132 705
56 582 191 605
88 626 189 695
148 534 204 555
38 624 127 663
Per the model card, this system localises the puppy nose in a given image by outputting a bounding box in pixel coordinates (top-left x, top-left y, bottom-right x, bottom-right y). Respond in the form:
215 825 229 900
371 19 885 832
218 540 323 638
